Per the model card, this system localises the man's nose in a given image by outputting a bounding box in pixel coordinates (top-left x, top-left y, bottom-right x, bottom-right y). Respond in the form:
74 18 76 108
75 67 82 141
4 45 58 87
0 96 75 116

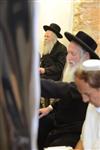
67 53 73 60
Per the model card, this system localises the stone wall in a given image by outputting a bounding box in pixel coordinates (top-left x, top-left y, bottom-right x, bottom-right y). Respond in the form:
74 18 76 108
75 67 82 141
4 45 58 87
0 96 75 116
73 0 100 56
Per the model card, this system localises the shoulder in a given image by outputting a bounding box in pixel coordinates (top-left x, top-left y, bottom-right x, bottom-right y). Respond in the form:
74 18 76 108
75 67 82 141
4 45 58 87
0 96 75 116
87 104 96 114
84 104 97 123
55 41 67 51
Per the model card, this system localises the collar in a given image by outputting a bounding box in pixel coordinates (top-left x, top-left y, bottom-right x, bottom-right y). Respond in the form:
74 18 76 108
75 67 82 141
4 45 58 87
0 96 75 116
96 107 100 113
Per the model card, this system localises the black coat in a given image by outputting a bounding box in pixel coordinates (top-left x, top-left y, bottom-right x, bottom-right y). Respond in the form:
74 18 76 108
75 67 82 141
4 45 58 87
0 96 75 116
40 41 67 81
41 79 88 133
38 79 88 149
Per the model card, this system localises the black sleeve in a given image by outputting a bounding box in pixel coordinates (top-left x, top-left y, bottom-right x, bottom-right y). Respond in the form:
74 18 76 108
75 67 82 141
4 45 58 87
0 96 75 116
41 79 80 100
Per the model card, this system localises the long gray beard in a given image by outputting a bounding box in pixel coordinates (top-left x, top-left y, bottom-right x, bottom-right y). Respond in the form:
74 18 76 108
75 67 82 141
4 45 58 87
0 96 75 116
41 40 56 56
62 64 76 82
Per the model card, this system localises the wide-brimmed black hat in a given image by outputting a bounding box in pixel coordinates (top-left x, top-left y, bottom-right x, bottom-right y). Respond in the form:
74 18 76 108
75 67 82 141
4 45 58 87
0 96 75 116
43 23 63 38
64 31 99 59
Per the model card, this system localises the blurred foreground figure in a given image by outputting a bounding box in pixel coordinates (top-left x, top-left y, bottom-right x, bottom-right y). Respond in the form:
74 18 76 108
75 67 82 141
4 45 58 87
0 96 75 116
0 1 36 150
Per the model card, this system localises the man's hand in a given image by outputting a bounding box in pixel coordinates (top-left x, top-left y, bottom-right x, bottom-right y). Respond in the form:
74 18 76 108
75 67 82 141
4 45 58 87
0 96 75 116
39 67 45 74
74 139 83 150
39 105 53 118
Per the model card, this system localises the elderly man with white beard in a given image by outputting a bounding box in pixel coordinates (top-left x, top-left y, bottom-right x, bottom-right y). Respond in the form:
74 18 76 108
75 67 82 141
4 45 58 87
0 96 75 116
39 23 67 81
38 31 99 150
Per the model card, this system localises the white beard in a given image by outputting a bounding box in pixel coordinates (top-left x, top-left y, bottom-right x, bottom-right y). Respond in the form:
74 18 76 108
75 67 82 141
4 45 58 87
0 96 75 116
41 40 56 56
62 63 77 82
62 55 88 83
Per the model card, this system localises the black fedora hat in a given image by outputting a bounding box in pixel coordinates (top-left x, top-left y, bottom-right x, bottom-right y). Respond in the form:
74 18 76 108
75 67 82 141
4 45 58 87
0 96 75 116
64 31 99 59
43 23 63 38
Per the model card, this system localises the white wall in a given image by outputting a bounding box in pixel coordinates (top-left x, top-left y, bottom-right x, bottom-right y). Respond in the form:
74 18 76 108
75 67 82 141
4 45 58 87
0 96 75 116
38 0 74 50
31 1 74 149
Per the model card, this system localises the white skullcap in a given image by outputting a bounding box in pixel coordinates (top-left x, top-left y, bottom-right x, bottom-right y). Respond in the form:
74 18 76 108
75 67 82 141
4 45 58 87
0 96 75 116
82 59 100 71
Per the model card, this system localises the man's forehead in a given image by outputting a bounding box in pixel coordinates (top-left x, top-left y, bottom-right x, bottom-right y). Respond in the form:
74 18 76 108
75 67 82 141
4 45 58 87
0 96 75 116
67 42 83 54
45 30 55 36
69 41 82 49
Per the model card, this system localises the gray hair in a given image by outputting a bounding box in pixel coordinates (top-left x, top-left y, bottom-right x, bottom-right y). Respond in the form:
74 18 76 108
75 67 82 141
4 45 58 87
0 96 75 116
75 66 100 88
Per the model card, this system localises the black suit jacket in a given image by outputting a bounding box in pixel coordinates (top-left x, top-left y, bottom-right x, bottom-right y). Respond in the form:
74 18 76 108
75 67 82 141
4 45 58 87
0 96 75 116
41 79 88 133
40 41 67 81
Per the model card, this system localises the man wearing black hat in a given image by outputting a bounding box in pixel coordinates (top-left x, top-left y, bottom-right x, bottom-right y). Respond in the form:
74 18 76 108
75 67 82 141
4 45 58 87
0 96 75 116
39 23 67 81
38 31 99 150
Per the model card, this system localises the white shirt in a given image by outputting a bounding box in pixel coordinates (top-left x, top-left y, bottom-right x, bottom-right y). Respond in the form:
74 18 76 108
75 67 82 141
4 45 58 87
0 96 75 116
81 104 100 150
